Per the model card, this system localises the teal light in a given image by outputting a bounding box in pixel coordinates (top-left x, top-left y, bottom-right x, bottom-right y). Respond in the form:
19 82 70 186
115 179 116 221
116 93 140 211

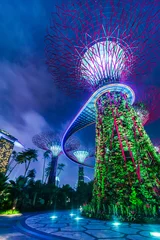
50 215 58 219
74 217 83 221
150 232 160 237
70 213 76 217
112 222 121 226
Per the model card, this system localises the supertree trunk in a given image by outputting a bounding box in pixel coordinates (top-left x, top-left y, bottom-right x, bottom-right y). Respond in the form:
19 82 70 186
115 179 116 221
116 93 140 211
92 92 160 220
48 156 58 185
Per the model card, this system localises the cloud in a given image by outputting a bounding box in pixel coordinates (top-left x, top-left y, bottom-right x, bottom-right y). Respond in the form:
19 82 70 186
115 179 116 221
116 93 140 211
0 60 58 125
0 110 50 179
0 0 95 186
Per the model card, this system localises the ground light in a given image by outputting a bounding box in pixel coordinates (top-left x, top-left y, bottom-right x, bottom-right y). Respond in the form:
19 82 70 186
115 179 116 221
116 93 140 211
70 213 76 217
74 217 83 221
150 232 160 237
112 222 121 226
50 215 58 219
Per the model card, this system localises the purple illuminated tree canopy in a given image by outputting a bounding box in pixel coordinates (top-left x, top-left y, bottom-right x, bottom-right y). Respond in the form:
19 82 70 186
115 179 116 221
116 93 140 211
32 131 80 155
45 0 160 94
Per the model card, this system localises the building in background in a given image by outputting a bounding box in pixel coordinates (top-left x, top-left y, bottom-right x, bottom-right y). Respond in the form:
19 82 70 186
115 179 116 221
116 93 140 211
0 129 23 173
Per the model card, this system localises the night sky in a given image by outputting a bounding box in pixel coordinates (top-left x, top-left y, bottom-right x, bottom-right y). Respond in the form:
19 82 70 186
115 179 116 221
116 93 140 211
0 0 160 187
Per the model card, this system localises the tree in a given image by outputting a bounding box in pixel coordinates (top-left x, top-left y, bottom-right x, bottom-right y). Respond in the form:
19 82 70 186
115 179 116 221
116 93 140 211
9 176 28 209
16 149 38 177
0 173 9 210
27 169 36 179
57 163 65 177
6 151 18 177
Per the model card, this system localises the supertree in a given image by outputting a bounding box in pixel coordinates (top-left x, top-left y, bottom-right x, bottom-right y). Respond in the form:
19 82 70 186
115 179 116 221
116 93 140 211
32 131 79 185
73 148 94 188
0 129 23 173
45 0 160 220
133 86 160 126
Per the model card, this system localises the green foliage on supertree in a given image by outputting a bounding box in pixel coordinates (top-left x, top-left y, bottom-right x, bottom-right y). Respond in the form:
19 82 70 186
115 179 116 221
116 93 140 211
83 92 160 222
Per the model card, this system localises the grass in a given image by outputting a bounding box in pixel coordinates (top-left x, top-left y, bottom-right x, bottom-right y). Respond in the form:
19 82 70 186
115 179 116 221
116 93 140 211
0 209 20 215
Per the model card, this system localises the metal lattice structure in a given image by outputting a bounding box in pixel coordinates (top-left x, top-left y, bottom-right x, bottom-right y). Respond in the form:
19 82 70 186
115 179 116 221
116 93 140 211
45 0 160 94
32 131 80 155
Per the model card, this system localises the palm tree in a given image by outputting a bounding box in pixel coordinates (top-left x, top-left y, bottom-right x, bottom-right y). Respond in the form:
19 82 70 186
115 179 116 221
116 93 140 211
42 150 51 183
27 169 36 179
16 149 38 177
6 151 18 177
57 163 65 177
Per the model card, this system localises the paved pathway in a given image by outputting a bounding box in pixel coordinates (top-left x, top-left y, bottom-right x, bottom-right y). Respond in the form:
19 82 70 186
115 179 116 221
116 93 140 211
0 214 38 239
22 210 160 240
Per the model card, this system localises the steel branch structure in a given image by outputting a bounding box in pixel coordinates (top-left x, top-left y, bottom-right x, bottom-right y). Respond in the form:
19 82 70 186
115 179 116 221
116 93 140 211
46 0 160 94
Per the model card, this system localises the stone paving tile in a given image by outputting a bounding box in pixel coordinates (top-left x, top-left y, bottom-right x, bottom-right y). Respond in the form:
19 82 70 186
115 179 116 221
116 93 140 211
35 227 58 233
88 222 107 225
127 235 153 240
131 225 160 231
69 223 89 227
112 227 139 234
38 220 57 224
25 223 45 228
53 231 95 240
61 226 85 231
139 230 153 238
98 239 126 240
45 223 67 228
56 221 71 223
89 220 105 223
86 229 124 238
85 224 111 230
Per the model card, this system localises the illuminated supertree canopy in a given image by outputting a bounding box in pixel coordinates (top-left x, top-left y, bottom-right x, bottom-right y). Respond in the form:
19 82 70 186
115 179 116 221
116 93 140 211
72 146 94 164
73 151 89 164
46 0 160 94
32 131 79 184
46 0 160 221
72 147 94 189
